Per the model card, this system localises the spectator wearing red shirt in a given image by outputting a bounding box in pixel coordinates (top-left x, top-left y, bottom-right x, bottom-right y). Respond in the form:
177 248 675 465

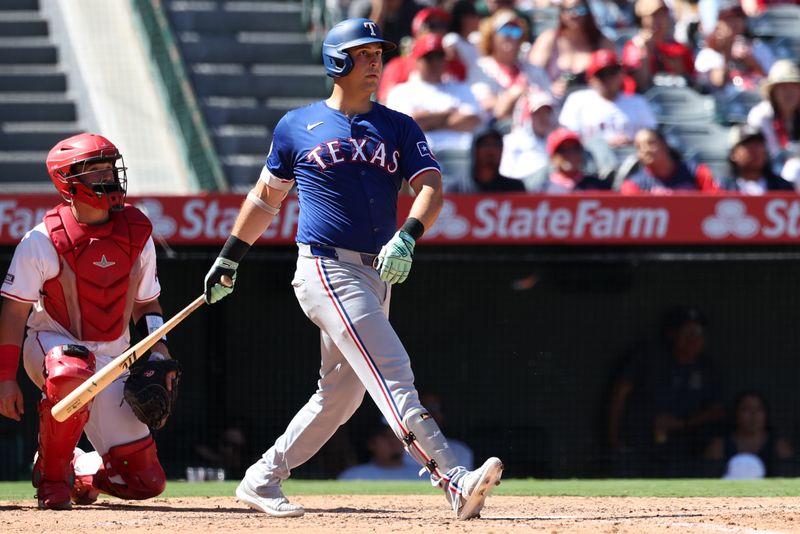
376 7 467 103
621 128 719 193
622 0 696 93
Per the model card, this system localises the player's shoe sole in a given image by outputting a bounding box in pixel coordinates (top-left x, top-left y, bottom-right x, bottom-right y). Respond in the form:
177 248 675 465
457 457 504 520
235 480 305 518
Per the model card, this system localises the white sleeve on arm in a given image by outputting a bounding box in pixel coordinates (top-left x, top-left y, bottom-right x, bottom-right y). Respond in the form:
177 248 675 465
135 237 161 303
259 167 294 191
558 93 580 131
1 228 56 303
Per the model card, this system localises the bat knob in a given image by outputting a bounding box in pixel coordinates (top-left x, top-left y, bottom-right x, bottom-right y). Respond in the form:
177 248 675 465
220 275 233 288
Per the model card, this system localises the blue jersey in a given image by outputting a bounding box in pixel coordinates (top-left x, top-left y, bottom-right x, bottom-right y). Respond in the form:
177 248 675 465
266 101 440 254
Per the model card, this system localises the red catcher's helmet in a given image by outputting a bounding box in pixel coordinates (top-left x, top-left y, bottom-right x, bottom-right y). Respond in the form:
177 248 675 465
46 133 128 211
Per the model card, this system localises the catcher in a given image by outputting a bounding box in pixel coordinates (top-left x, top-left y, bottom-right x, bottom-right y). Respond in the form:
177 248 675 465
0 133 179 509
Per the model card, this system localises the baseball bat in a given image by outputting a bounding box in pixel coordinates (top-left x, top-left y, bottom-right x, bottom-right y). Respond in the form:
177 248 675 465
51 294 206 422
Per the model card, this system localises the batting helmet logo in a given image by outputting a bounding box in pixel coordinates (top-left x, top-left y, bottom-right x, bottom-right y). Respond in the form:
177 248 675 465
322 18 397 78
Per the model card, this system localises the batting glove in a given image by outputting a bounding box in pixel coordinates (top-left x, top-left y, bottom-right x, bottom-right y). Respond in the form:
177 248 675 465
375 230 415 284
204 257 238 304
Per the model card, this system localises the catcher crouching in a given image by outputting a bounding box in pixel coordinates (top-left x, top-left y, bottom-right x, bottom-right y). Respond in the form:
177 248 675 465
0 133 180 509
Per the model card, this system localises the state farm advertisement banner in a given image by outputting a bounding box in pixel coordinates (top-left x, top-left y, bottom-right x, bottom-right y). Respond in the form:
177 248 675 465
2 193 800 245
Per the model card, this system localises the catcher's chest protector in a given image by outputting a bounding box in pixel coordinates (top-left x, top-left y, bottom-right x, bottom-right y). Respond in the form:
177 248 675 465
42 204 152 341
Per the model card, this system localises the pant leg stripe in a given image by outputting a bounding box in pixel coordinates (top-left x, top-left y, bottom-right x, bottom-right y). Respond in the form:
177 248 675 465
315 258 456 490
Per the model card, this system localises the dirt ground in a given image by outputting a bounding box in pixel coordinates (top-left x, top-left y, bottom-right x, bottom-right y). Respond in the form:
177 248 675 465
3 495 800 533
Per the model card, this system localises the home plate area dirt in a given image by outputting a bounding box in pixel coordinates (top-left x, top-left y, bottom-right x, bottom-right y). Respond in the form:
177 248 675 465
3 495 800 533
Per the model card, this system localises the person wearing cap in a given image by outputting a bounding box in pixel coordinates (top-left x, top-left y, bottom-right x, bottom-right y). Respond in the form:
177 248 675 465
559 49 657 147
534 127 609 192
499 89 557 181
607 305 725 477
747 60 800 159
694 0 774 92
444 127 527 193
528 0 614 99
620 128 719 194
717 124 794 194
376 6 467 103
385 33 484 153
705 391 793 478
621 0 695 93
469 9 550 122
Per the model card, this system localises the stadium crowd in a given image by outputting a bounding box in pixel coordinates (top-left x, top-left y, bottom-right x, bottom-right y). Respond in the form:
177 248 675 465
333 0 800 194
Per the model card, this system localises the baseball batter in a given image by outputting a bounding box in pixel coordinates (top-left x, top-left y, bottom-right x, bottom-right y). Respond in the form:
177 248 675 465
203 18 503 520
0 134 180 509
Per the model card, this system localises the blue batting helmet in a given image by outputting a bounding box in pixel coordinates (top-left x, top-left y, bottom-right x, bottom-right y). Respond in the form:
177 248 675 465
322 18 397 78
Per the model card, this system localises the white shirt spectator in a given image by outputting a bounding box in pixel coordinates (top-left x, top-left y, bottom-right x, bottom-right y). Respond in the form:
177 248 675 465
694 43 775 86
500 130 549 181
338 460 424 480
747 100 784 158
558 89 657 143
386 79 485 152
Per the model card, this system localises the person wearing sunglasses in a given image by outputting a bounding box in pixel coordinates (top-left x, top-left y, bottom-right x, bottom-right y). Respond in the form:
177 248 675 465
470 9 550 122
559 49 657 147
529 0 614 99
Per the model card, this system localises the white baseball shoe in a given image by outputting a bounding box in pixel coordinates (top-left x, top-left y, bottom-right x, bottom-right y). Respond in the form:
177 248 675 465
447 457 504 520
235 480 305 518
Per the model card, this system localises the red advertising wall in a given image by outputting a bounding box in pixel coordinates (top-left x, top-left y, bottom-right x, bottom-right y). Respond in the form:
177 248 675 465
2 193 800 245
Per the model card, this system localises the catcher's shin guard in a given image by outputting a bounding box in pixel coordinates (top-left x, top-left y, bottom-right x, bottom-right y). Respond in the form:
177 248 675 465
401 407 459 487
33 345 95 509
90 435 166 500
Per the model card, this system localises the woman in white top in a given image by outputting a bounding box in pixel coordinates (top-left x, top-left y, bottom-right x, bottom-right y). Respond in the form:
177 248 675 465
747 59 800 159
469 9 550 121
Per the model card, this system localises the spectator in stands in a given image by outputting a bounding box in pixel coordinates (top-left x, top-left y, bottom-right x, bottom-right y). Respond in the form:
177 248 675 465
377 7 466 103
338 420 422 480
445 127 527 192
536 128 610 192
469 9 550 122
500 89 557 182
349 0 422 63
559 50 657 146
705 391 794 477
607 306 726 477
741 0 800 16
694 0 775 93
528 0 614 100
747 60 800 160
622 0 696 93
620 128 719 193
443 0 483 79
717 124 795 193
386 34 484 153
194 425 249 480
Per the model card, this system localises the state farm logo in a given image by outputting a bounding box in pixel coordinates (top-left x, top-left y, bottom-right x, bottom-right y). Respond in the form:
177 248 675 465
702 199 759 239
426 200 470 238
136 199 177 239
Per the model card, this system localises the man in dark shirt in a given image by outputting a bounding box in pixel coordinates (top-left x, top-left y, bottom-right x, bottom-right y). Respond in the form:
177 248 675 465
445 127 527 193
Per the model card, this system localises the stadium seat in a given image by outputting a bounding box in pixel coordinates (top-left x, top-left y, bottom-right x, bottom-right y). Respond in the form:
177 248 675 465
714 90 762 125
661 123 730 157
435 148 472 191
749 5 800 39
644 86 716 125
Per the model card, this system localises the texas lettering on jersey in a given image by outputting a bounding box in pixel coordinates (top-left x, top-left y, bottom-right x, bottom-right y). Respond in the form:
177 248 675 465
305 137 400 173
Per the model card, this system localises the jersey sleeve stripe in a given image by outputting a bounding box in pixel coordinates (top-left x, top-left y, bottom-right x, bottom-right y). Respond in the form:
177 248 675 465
408 166 441 184
260 167 295 191
0 290 38 303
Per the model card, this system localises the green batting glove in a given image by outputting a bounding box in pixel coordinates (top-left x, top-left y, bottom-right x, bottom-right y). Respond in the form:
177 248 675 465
375 230 415 284
204 257 238 304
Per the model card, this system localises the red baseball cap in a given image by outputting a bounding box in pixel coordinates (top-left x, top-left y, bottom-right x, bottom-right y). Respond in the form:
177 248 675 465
412 7 451 37
411 33 445 60
546 128 582 156
586 49 621 79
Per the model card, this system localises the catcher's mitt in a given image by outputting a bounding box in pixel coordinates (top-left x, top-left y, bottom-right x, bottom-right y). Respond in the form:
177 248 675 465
123 357 180 430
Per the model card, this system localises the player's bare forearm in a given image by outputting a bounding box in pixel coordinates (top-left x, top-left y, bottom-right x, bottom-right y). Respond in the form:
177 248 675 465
231 179 287 244
0 298 32 348
408 170 443 232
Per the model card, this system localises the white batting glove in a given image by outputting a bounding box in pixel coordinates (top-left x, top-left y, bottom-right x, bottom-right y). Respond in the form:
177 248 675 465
375 230 415 284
